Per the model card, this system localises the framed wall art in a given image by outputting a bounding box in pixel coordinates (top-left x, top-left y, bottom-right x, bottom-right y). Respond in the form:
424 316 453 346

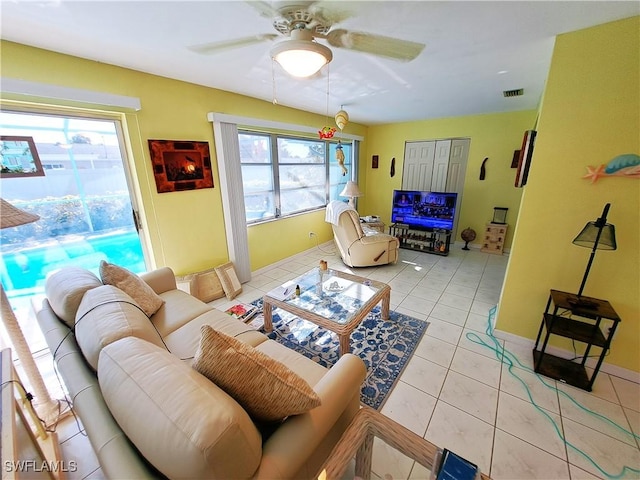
0 136 45 178
148 139 214 193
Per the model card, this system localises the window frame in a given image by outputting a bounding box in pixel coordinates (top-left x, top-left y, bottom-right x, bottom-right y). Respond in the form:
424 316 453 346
238 129 357 225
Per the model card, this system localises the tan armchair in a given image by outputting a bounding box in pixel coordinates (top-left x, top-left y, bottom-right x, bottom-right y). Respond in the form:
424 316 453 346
326 202 399 268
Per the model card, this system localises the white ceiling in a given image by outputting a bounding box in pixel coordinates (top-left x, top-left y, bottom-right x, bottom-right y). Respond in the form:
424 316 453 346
1 1 638 125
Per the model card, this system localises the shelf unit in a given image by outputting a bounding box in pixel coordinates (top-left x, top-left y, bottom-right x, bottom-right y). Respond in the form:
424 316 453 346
480 223 507 255
533 289 621 391
389 223 451 256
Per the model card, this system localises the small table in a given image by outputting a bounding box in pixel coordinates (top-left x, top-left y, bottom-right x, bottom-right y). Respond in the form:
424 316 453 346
263 268 390 356
317 407 491 480
533 289 621 391
361 218 385 233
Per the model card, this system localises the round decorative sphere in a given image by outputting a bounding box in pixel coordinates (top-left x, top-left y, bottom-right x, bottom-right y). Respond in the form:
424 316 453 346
461 228 476 242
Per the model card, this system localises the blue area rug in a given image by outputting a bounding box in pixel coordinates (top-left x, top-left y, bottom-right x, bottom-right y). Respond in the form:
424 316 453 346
251 298 429 410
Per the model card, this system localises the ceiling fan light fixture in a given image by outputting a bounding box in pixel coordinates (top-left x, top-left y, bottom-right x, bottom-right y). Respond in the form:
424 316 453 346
271 38 332 78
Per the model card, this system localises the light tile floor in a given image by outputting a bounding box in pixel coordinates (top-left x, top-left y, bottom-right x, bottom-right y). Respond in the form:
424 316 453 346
31 245 640 479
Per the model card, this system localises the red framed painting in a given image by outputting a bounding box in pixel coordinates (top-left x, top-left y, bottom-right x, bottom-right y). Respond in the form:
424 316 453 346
148 139 214 193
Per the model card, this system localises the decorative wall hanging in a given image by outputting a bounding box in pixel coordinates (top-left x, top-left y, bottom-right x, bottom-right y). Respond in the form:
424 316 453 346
0 136 45 178
515 130 537 187
390 157 396 177
582 153 640 184
148 139 213 193
511 150 521 168
372 155 379 169
479 157 488 180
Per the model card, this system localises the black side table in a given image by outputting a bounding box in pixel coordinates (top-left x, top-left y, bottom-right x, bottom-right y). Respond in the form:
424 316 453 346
533 289 621 391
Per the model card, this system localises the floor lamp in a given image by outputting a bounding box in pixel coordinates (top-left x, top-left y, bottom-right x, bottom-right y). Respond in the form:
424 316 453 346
0 198 61 426
571 203 617 308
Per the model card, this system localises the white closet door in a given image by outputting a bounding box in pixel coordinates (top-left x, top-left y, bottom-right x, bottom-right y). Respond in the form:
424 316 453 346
402 141 435 190
431 140 452 191
446 138 470 240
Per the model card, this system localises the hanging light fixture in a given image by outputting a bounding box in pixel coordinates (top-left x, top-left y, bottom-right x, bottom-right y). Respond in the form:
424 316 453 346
271 28 332 78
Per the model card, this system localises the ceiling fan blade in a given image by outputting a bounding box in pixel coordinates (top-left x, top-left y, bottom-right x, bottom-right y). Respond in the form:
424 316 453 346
245 1 282 19
188 34 279 55
325 29 425 62
308 1 355 26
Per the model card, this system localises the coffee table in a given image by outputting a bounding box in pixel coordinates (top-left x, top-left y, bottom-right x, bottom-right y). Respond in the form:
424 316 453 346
262 268 391 356
318 406 491 480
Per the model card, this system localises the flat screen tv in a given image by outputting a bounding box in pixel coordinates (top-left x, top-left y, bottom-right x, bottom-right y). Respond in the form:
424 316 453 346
391 190 457 230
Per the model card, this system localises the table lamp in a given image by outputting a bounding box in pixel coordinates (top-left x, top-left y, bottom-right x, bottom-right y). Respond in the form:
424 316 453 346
340 181 362 207
0 198 61 425
571 203 616 306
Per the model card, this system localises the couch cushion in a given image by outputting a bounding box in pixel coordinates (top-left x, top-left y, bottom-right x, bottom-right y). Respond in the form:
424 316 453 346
151 289 213 337
99 337 262 480
192 326 321 422
75 285 167 370
99 261 164 316
45 267 102 327
254 339 327 388
163 308 267 361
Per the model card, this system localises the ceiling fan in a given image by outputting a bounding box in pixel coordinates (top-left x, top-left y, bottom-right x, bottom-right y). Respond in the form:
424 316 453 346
188 1 426 78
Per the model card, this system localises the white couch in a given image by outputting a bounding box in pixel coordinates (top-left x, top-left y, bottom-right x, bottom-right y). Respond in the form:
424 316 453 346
35 266 366 479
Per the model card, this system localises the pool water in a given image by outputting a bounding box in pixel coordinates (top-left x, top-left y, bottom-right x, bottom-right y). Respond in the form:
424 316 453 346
1 229 145 296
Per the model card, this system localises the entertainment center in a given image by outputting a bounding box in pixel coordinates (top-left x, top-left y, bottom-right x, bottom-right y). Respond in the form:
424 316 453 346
388 190 457 256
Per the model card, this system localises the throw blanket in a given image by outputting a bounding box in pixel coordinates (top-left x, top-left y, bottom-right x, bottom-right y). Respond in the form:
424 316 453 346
325 200 355 226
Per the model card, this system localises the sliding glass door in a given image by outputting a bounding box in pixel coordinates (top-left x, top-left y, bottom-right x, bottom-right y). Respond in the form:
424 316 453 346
0 109 146 346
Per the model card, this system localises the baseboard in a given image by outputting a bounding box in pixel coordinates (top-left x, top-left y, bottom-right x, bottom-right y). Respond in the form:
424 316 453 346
452 241 510 254
251 241 336 277
493 328 640 383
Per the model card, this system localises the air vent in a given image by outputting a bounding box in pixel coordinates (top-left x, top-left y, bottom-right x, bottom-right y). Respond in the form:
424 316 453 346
503 88 524 98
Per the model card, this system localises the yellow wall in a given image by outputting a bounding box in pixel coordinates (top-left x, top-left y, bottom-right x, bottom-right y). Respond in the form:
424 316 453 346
362 110 537 248
498 17 640 372
0 41 366 273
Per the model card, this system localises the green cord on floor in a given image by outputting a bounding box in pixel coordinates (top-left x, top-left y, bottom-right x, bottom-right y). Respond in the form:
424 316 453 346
464 306 640 479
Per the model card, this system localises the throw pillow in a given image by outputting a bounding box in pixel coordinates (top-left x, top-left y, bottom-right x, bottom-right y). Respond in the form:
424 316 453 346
192 325 321 422
99 260 164 317
195 268 225 302
174 274 196 294
214 261 242 300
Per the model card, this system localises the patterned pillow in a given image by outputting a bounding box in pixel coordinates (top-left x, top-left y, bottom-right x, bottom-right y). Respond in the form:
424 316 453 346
192 325 321 422
175 268 225 302
196 268 225 302
214 262 242 300
99 261 164 317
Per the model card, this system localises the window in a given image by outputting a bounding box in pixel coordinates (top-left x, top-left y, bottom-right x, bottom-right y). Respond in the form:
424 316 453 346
238 131 354 223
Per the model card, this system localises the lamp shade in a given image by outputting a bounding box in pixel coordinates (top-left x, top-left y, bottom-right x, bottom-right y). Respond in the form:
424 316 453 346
340 181 362 199
271 30 332 78
571 203 617 299
572 222 617 250
0 198 39 229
